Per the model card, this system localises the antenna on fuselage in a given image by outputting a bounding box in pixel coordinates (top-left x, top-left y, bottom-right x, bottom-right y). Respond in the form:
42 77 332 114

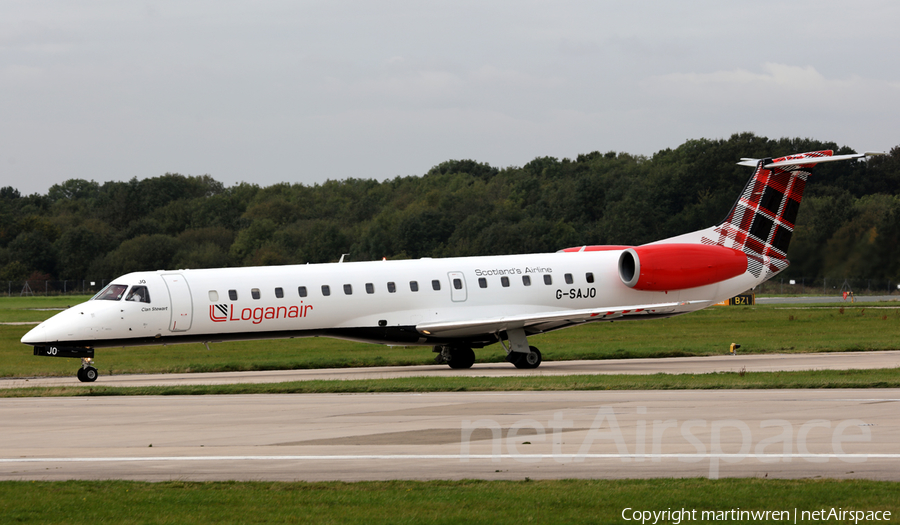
338 253 349 263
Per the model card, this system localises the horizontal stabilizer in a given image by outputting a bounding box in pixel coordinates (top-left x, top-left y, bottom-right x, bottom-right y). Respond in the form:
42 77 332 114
416 301 709 338
737 151 884 168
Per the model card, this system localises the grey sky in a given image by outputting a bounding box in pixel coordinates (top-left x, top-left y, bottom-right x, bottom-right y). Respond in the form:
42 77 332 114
3 1 898 195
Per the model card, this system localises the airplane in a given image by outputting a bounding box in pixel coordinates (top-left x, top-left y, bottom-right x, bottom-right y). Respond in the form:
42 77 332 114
21 149 883 382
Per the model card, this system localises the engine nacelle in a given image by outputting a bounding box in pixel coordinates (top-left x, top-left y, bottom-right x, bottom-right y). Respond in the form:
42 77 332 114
618 243 748 291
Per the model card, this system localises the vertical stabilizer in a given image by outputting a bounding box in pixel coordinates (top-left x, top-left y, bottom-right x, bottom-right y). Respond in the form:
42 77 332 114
701 150 831 280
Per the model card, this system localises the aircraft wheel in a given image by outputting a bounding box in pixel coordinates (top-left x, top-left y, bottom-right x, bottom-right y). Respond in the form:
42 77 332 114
448 346 476 369
82 366 99 383
76 368 86 382
513 347 542 369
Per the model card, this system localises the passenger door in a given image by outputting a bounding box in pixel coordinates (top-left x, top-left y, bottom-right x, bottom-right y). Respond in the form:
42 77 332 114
162 273 193 332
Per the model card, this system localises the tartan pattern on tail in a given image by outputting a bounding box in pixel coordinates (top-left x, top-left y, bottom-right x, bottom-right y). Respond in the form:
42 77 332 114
701 150 832 279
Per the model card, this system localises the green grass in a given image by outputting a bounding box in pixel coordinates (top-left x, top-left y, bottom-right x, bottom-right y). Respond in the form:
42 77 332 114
0 479 896 524
0 295 88 323
3 368 899 398
0 294 91 312
4 297 900 378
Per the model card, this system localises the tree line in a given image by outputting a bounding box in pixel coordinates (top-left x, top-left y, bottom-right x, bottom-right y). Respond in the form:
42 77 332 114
2 132 899 284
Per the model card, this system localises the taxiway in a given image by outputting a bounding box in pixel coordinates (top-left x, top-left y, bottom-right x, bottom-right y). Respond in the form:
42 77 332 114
1 389 898 482
1 351 899 482
3 350 899 389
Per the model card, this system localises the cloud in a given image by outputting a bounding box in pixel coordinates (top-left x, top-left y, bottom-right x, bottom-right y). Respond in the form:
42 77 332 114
3 2 899 195
629 63 900 155
0 64 46 86
317 60 564 118
644 63 824 93
641 63 897 112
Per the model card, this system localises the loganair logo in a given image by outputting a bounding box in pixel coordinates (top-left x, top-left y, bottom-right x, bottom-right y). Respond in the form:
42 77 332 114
209 303 313 324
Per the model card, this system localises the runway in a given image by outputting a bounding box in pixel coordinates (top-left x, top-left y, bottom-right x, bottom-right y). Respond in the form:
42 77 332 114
2 352 898 482
3 350 900 389
1 389 898 482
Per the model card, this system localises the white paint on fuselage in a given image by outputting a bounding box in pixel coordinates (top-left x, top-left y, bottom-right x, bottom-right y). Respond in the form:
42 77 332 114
22 249 764 348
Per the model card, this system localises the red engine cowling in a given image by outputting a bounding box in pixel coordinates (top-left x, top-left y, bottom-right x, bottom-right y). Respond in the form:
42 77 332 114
618 244 748 291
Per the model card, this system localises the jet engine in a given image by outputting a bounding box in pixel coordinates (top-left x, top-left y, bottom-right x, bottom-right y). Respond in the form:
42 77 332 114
618 244 748 291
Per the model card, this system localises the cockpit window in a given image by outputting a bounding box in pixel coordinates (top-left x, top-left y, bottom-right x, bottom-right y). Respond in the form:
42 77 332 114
94 284 128 301
126 285 151 303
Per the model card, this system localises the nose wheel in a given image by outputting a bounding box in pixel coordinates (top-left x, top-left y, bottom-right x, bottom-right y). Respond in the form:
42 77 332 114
32 346 98 382
77 358 99 383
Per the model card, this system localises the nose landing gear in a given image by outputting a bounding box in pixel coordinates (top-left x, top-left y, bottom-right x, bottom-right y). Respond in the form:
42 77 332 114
77 358 99 383
33 346 98 382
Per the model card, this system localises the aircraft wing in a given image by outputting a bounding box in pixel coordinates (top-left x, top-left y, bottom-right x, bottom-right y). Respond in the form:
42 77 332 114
416 301 702 338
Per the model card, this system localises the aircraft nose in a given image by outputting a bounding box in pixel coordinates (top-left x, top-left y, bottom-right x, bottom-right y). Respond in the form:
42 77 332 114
20 307 86 345
21 322 46 345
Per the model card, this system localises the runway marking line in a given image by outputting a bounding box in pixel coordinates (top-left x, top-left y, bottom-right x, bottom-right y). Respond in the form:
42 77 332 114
2 454 900 463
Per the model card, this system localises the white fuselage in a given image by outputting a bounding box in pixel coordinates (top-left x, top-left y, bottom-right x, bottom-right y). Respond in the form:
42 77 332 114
22 248 763 349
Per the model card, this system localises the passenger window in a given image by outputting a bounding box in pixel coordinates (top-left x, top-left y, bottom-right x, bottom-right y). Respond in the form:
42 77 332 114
522 276 531 286
387 282 396 293
478 277 487 288
275 287 284 298
126 285 151 303
366 283 375 294
453 278 463 290
586 272 594 284
501 276 510 287
410 281 419 292
322 285 331 296
432 280 441 291
229 289 238 301
343 284 353 295
209 290 219 302
298 286 308 298
251 288 261 300
543 275 553 285
565 273 573 285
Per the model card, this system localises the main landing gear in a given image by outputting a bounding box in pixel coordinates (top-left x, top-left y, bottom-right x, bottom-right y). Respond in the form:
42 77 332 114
433 328 544 370
500 328 542 369
433 344 476 369
507 346 542 369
